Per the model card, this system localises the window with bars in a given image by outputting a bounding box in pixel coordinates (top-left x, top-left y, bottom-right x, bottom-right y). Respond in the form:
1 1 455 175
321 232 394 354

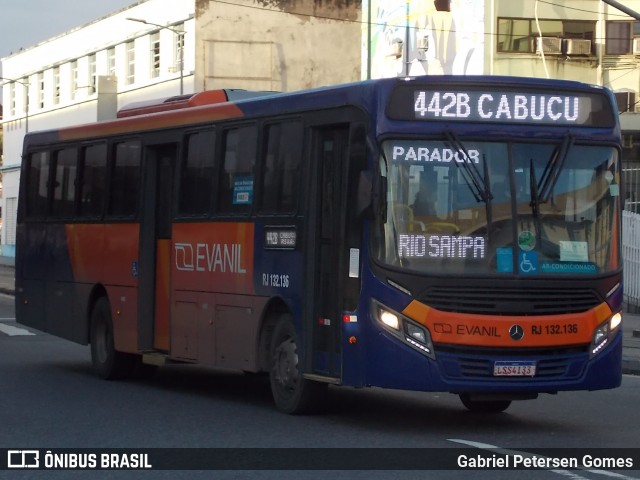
89 53 97 91
174 25 185 73
71 60 79 99
53 67 60 104
107 47 116 75
38 72 45 108
126 41 135 85
150 32 160 78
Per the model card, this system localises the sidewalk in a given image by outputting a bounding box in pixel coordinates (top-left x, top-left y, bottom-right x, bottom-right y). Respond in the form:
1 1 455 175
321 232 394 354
0 258 15 297
621 310 640 376
0 260 638 375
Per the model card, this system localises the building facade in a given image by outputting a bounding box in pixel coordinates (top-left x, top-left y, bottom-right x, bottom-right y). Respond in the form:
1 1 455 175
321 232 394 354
362 0 640 211
364 0 640 89
0 0 361 257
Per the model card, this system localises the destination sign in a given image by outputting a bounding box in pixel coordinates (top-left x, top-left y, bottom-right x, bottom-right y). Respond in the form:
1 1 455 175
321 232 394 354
264 226 297 250
387 85 615 127
399 234 485 260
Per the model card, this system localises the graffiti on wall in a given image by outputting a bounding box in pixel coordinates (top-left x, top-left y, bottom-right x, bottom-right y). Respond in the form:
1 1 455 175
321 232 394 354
364 0 485 78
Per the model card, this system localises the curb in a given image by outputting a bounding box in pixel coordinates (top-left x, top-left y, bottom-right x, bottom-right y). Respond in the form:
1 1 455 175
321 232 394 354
622 358 640 376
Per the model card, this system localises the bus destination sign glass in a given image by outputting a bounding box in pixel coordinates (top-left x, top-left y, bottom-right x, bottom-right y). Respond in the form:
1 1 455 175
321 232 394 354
387 85 615 127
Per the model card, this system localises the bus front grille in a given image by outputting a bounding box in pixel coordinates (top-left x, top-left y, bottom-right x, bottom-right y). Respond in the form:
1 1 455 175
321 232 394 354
420 286 601 315
436 345 588 380
456 357 570 379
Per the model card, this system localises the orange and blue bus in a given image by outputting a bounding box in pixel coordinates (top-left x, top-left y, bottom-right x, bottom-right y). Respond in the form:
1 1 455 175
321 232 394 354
16 75 623 413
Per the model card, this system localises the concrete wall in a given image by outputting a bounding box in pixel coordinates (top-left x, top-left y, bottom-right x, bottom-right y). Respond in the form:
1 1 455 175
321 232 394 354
195 0 361 92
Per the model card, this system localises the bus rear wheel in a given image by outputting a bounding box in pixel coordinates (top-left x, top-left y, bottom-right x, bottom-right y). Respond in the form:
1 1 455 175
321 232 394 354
269 316 327 414
459 394 511 413
90 297 135 380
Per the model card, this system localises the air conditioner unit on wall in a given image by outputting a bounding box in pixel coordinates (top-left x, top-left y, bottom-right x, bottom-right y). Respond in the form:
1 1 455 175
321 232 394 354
564 39 592 55
417 36 429 51
536 36 562 55
387 39 403 58
633 38 640 55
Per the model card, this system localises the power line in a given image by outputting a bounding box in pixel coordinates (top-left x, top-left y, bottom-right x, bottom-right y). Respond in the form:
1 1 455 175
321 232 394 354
210 0 639 43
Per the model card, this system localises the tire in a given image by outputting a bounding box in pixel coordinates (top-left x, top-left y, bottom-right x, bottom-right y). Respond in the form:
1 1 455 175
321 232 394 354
90 297 135 380
459 394 511 413
269 315 327 414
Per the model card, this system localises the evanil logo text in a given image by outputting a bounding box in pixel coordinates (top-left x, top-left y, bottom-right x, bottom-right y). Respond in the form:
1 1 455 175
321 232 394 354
175 243 247 273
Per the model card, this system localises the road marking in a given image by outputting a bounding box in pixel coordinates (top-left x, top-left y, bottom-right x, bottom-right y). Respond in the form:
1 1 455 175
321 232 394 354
0 323 35 336
448 439 639 480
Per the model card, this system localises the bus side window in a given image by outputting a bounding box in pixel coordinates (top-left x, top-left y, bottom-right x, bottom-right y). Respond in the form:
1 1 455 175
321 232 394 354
108 140 141 218
178 129 215 216
260 121 302 214
50 147 78 218
25 151 50 219
218 125 257 215
78 144 107 218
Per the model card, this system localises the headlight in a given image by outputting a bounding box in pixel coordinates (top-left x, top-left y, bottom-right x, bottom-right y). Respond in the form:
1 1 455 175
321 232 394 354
405 322 427 344
380 310 400 330
372 300 435 359
590 312 622 357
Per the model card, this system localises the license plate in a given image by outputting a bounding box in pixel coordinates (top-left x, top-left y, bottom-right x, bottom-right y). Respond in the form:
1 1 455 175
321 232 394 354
493 361 536 377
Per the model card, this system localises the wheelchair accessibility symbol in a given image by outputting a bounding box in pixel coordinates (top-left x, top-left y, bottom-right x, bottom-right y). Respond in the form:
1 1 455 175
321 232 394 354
518 251 538 275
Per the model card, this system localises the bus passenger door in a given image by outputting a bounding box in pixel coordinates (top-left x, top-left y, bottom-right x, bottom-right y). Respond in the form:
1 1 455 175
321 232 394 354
306 126 350 378
138 143 176 353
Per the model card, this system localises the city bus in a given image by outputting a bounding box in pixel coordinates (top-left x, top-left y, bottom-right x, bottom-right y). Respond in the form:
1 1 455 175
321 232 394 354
15 75 623 414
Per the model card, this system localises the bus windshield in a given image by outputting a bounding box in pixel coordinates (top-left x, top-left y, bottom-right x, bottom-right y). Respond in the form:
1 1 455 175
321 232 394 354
377 139 620 276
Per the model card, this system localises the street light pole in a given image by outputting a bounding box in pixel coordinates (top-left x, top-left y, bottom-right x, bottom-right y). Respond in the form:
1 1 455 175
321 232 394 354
126 17 186 95
0 77 29 133
601 0 640 21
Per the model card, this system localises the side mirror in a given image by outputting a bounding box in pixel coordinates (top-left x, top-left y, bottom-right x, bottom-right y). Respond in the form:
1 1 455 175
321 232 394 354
356 170 373 218
356 170 387 221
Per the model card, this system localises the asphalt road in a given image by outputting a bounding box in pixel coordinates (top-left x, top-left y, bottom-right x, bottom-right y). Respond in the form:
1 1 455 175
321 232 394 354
1 292 640 480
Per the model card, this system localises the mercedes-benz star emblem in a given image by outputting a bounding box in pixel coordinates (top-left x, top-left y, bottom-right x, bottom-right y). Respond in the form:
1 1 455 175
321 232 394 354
509 324 524 341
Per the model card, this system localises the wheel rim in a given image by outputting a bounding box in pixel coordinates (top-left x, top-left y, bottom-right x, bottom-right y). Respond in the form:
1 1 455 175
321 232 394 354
273 337 299 393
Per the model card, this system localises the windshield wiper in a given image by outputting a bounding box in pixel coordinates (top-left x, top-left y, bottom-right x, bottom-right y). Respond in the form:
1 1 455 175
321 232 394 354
529 158 540 218
444 130 492 203
537 132 574 204
529 158 543 246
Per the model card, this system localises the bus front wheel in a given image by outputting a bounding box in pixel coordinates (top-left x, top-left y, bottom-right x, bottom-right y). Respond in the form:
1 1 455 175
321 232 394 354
459 394 511 413
269 316 327 414
90 297 135 380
